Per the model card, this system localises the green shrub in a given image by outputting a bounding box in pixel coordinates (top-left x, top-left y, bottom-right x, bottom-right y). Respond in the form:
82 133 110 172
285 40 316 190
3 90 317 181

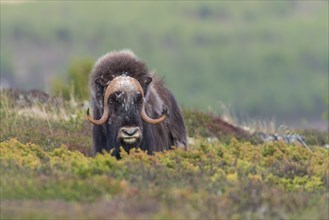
0 91 328 219
1 138 328 219
51 59 93 101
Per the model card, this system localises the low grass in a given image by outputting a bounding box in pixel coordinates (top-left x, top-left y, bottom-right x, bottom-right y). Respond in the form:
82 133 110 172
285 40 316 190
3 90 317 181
0 90 328 219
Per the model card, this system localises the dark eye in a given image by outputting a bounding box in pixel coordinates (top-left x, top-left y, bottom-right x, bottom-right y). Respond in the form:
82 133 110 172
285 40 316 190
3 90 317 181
109 95 118 105
136 92 143 104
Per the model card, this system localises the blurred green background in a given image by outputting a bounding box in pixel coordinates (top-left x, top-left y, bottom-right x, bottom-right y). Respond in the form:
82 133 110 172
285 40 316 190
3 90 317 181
0 1 328 129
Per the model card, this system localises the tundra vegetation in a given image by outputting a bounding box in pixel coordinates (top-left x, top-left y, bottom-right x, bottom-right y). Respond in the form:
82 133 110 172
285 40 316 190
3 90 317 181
0 90 328 219
1 1 328 122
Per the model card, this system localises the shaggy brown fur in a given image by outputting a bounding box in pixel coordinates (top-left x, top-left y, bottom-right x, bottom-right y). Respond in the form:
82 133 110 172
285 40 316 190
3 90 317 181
89 50 187 156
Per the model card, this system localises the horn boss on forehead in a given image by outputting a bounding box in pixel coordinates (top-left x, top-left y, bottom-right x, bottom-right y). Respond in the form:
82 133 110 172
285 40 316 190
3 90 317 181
108 75 144 96
87 76 166 125
87 76 143 125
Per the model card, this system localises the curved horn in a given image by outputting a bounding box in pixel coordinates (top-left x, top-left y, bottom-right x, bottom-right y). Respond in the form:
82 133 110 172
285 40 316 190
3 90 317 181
87 75 167 125
131 76 166 124
86 83 115 125
141 103 167 124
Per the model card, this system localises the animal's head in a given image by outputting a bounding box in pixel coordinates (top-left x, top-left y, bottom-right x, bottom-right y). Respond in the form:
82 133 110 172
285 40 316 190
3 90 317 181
87 75 167 152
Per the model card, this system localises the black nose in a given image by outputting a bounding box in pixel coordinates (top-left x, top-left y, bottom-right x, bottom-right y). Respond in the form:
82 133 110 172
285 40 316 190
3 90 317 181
121 127 139 136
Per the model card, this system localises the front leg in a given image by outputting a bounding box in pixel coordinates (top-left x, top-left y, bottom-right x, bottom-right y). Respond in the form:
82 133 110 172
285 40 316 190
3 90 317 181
91 106 109 155
92 125 108 155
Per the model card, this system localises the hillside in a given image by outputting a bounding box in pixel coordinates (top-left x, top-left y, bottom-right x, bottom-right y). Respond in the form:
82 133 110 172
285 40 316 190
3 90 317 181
0 89 328 219
1 1 328 126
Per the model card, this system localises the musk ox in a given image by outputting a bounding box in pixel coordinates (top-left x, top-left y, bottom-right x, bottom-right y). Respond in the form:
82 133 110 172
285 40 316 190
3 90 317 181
87 50 187 157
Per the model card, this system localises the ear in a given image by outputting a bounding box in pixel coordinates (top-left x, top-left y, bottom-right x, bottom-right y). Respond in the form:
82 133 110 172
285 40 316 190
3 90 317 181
142 76 153 96
144 76 153 86
95 77 108 87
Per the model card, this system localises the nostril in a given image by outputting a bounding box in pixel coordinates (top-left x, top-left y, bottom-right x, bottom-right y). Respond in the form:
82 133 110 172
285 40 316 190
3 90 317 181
122 127 139 136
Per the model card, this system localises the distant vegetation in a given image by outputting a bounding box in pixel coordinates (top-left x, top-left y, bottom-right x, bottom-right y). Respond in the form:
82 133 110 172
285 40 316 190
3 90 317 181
51 59 93 101
1 1 328 124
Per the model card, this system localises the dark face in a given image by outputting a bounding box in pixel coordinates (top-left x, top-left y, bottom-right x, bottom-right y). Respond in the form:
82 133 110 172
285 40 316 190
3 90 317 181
107 90 144 152
88 75 167 156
